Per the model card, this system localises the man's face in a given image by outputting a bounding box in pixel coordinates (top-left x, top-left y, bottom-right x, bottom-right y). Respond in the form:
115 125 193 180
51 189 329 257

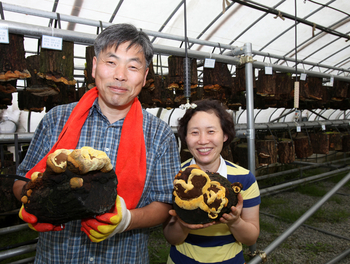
92 42 149 112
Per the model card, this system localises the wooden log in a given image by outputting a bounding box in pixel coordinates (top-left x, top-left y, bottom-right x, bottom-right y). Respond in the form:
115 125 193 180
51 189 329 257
331 80 349 101
256 140 278 166
277 139 295 164
0 92 13 109
202 61 232 104
167 56 198 90
84 45 95 89
45 84 77 112
328 132 343 151
26 55 60 96
310 133 329 154
0 34 30 81
18 90 46 112
256 70 293 100
297 76 323 101
38 40 76 86
342 134 350 152
293 136 313 158
0 80 17 94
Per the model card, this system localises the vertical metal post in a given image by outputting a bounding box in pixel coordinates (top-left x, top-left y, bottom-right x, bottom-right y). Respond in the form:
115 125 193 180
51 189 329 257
244 42 257 255
244 43 256 175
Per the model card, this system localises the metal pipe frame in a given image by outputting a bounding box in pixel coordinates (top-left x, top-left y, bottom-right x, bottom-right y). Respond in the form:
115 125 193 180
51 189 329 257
2 4 350 78
249 171 350 264
0 244 36 261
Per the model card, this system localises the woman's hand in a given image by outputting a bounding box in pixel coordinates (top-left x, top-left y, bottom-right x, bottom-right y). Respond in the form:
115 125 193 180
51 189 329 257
219 193 243 227
169 209 215 230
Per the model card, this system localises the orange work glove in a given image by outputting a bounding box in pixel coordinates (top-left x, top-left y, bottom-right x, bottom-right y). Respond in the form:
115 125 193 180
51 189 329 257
81 195 131 243
19 204 65 232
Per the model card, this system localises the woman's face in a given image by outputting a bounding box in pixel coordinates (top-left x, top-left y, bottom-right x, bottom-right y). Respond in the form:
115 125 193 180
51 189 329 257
186 111 228 172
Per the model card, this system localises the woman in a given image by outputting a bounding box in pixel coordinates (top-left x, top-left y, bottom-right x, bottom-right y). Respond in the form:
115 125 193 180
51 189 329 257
163 99 261 264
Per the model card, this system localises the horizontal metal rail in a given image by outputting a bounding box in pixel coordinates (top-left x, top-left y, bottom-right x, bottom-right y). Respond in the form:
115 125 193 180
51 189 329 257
2 4 350 78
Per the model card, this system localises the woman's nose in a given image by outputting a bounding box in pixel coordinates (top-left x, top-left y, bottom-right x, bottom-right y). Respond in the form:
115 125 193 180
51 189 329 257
198 133 208 144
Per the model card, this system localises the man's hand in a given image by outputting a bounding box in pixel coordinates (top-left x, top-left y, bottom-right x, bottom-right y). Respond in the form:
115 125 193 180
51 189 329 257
19 204 65 232
81 195 131 243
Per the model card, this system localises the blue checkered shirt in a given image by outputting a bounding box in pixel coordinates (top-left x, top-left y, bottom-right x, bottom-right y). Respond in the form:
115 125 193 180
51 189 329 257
17 99 181 263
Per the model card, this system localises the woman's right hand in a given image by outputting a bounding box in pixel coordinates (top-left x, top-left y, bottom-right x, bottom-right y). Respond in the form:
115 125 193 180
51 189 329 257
169 209 215 230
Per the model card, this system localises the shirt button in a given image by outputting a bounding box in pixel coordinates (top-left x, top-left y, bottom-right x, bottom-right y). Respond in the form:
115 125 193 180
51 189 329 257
105 148 110 152
89 257 94 262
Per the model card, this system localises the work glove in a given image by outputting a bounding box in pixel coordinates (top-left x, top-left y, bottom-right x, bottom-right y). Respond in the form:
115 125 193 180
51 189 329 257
19 204 65 232
81 195 131 243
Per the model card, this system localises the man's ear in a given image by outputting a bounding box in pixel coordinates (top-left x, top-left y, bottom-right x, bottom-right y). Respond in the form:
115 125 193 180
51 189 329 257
92 56 97 78
142 67 149 87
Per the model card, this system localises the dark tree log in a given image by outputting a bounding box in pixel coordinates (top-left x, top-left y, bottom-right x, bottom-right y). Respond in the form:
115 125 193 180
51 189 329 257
0 80 17 94
26 55 60 97
310 133 329 154
0 34 30 81
256 70 293 98
18 90 46 112
38 40 76 86
342 134 350 152
328 132 343 151
277 139 295 164
256 140 277 166
167 56 198 90
45 84 78 112
0 92 13 109
84 45 95 89
202 62 232 104
293 136 313 158
297 76 323 101
331 80 349 102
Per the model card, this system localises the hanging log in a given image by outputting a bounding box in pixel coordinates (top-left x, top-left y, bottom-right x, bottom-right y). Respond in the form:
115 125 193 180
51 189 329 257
203 61 232 103
293 135 313 158
331 80 349 102
38 40 76 86
0 34 30 81
277 139 295 164
0 80 17 94
342 134 350 152
328 132 343 151
84 45 95 89
26 55 60 97
256 70 293 100
297 76 323 101
0 92 13 109
310 133 329 154
167 56 198 90
256 140 278 166
45 84 78 112
18 90 46 112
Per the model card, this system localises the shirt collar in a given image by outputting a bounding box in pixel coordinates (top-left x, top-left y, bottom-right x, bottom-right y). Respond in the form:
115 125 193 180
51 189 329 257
189 156 227 178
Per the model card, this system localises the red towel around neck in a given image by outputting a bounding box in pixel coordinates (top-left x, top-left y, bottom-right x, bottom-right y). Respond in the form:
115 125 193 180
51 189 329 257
25 87 147 209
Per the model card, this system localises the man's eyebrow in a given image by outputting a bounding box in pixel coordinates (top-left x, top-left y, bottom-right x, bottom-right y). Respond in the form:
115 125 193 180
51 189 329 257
103 53 143 64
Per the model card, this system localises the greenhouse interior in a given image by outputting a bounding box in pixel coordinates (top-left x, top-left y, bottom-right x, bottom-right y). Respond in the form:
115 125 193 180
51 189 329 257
0 0 350 263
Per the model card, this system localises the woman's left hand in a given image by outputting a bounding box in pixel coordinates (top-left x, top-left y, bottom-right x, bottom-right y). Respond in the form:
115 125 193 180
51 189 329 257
219 193 243 226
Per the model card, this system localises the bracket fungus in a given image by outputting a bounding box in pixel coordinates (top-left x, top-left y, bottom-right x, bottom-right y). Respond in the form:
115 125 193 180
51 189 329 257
21 147 117 225
173 164 242 224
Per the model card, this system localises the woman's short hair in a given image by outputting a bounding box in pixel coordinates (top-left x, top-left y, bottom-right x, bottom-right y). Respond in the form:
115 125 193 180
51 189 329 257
177 99 235 148
94 23 154 68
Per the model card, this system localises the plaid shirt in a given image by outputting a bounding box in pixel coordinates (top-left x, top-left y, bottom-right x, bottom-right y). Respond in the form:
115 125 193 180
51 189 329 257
17 99 181 264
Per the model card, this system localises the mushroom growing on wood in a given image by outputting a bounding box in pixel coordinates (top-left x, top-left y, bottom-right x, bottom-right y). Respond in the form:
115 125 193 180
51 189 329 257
173 164 242 224
21 147 118 225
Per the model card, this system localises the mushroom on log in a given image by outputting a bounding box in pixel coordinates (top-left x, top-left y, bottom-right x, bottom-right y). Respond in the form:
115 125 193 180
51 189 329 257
173 164 242 224
21 147 118 225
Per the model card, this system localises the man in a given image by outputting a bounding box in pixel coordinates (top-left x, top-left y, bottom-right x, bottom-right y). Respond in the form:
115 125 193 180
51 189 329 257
13 23 180 263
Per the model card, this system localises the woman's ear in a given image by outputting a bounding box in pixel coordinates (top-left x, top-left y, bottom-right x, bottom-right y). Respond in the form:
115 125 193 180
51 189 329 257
223 134 228 142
